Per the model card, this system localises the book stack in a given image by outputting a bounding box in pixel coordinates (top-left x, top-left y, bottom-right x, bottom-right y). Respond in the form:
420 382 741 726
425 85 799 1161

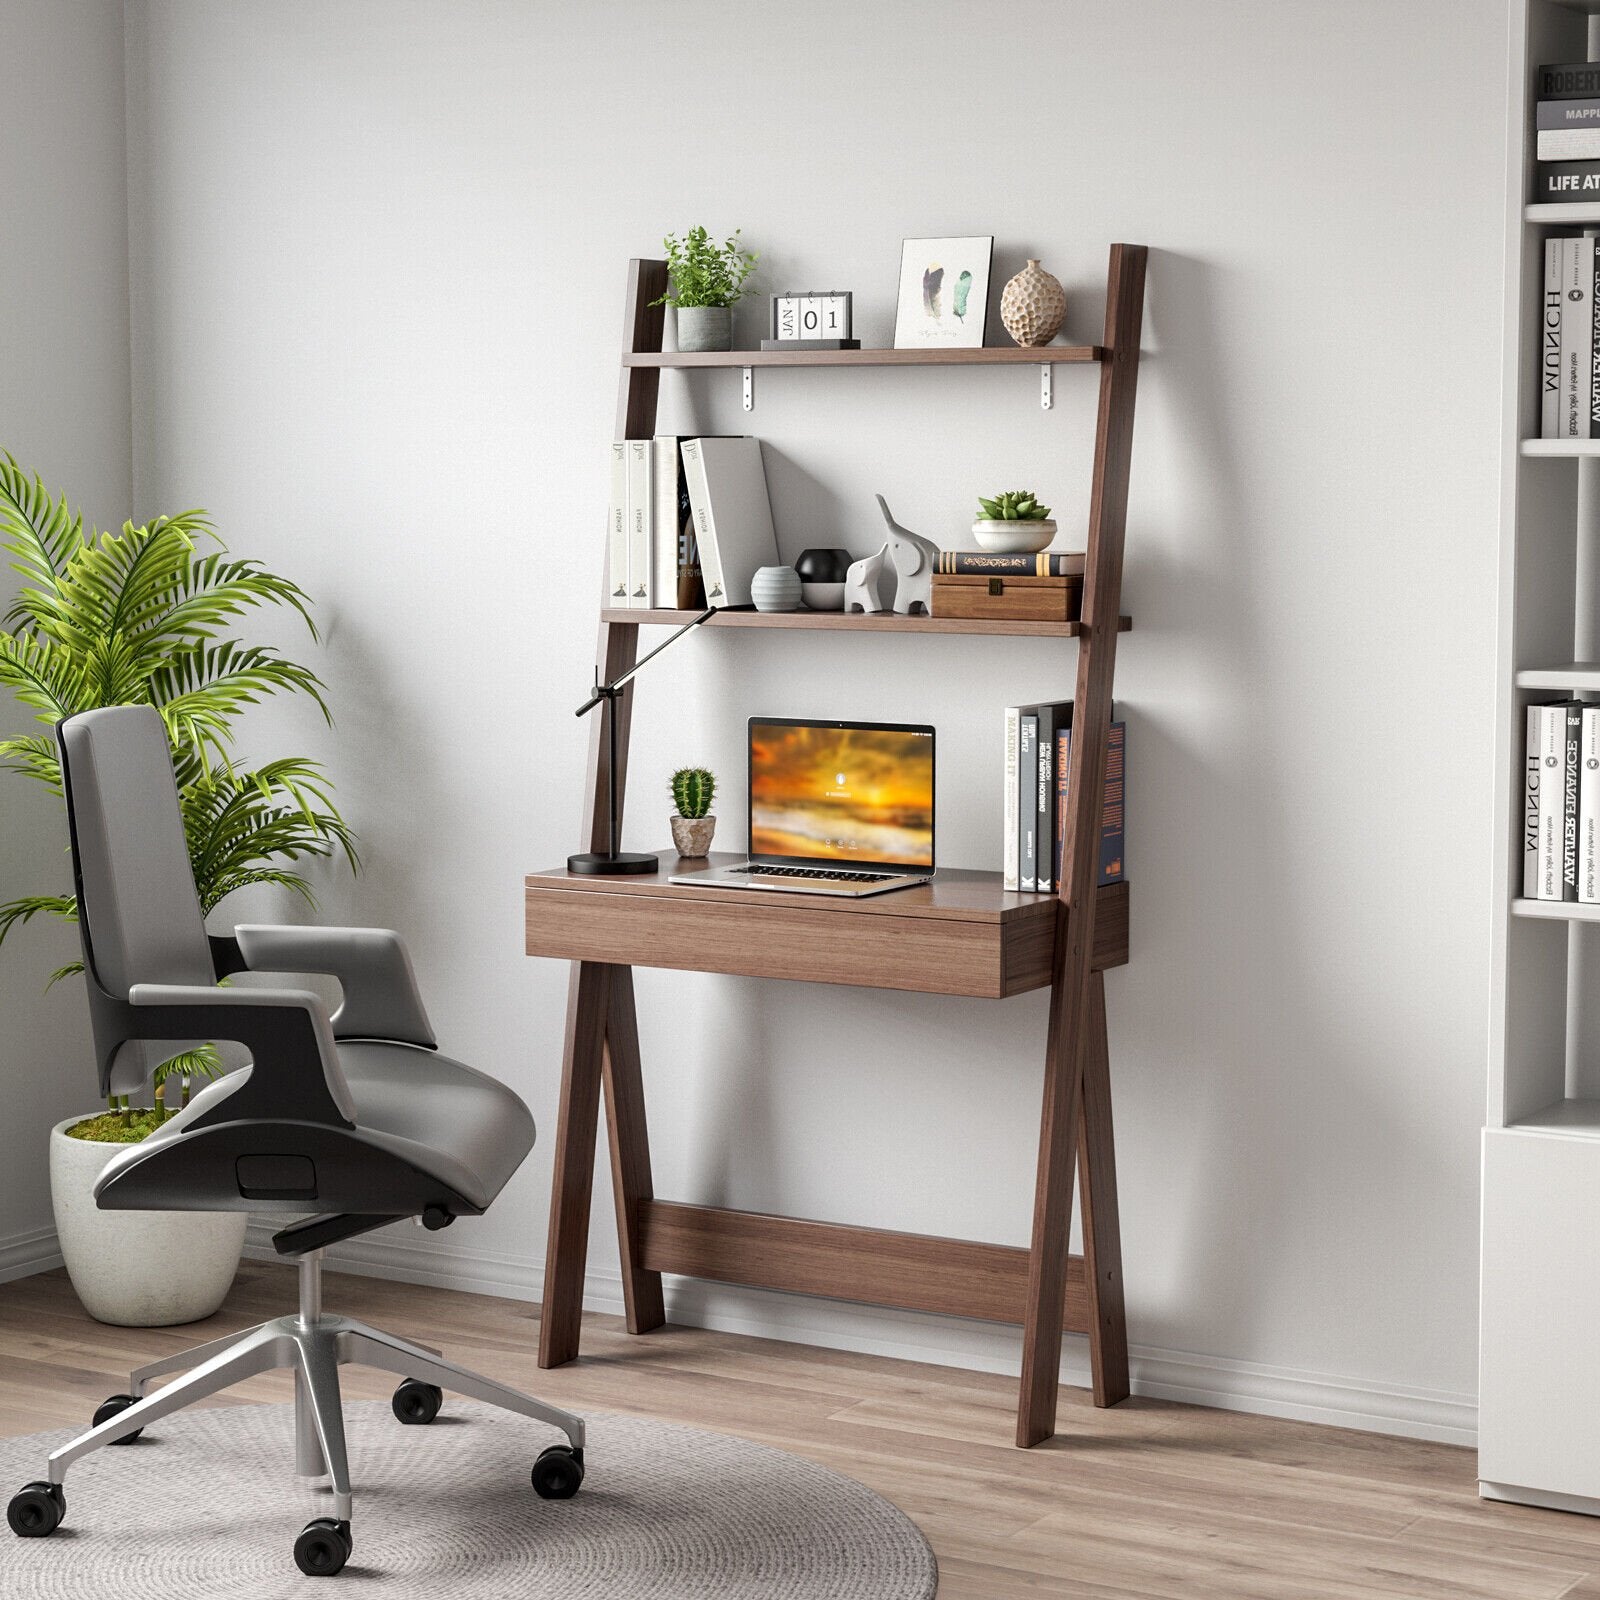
1525 701 1600 902
605 436 779 609
1003 702 1125 893
1534 62 1600 204
1538 236 1600 438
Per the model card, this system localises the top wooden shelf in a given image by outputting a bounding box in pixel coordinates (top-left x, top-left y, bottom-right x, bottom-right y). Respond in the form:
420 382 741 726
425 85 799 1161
623 345 1106 369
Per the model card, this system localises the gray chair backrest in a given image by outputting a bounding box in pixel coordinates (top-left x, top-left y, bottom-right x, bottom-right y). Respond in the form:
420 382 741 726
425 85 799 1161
58 706 214 1092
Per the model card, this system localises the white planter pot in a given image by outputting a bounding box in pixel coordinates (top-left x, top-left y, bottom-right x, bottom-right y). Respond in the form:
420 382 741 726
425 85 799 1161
971 517 1057 554
50 1116 246 1327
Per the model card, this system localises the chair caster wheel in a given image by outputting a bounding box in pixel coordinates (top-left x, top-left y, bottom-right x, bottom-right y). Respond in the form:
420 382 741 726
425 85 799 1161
391 1379 443 1425
94 1392 143 1443
294 1516 352 1576
531 1443 584 1499
8 1481 66 1538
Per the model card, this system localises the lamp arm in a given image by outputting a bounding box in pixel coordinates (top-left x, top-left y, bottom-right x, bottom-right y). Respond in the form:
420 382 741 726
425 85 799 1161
574 607 716 717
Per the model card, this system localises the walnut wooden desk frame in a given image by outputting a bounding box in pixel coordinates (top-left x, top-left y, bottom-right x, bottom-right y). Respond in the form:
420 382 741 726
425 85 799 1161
530 247 1146 1448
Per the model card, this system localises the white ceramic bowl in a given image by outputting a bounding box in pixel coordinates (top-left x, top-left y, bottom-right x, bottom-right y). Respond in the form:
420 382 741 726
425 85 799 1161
972 518 1057 554
801 582 846 611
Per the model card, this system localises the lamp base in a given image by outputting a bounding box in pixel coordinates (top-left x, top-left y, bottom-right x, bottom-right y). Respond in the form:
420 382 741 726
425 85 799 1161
566 851 659 876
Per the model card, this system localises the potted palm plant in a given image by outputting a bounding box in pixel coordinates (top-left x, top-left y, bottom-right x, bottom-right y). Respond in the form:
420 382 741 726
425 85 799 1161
0 454 355 1326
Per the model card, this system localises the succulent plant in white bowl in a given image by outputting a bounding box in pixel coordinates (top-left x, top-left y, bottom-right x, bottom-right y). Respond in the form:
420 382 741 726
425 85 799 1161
972 489 1056 554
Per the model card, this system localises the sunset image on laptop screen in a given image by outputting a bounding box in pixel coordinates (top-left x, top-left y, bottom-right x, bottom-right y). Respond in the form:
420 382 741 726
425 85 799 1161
749 722 934 866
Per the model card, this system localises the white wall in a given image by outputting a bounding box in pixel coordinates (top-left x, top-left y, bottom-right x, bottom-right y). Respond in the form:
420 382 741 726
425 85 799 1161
0 0 129 1278
116 0 1505 1438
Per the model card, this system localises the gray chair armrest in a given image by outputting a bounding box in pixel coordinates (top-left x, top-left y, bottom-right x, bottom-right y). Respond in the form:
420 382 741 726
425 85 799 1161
232 925 437 1049
126 981 355 1125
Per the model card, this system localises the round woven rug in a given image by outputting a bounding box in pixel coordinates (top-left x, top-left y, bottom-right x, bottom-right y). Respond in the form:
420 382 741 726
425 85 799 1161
0 1401 937 1598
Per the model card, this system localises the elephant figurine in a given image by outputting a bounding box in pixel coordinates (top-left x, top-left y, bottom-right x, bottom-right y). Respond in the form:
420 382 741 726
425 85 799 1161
875 494 940 616
844 542 889 613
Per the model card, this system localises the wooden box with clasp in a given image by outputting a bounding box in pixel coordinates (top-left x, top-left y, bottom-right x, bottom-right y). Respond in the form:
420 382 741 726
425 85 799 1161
931 572 1083 623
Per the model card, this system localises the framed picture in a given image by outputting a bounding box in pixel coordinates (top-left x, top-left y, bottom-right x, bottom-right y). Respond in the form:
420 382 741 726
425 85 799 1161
893 237 994 349
770 292 852 341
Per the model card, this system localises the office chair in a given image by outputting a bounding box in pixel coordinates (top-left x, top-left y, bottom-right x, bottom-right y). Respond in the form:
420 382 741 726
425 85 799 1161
5 705 585 1576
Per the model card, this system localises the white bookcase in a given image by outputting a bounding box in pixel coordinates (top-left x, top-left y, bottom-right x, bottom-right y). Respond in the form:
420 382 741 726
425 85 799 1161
1485 0 1600 1515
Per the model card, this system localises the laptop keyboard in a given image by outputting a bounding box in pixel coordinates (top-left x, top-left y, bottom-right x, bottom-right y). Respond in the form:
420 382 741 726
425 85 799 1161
731 865 896 883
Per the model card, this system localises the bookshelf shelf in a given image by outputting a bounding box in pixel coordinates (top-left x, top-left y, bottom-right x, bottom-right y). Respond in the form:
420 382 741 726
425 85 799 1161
1524 201 1600 221
600 606 1132 638
1520 438 1600 456
622 345 1105 369
1509 1097 1600 1136
1514 662 1600 689
1510 897 1600 922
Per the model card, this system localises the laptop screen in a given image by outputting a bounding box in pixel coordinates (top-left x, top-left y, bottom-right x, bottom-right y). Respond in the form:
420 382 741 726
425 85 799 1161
748 719 935 871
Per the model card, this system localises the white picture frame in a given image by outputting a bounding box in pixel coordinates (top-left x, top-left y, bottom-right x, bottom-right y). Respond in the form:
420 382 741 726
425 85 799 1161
893 237 994 349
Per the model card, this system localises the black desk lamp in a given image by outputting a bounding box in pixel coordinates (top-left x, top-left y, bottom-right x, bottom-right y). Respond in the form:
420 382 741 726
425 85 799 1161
568 608 717 875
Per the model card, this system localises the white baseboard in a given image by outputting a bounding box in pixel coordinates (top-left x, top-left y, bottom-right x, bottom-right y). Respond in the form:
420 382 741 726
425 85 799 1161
0 1225 63 1284
245 1224 1478 1447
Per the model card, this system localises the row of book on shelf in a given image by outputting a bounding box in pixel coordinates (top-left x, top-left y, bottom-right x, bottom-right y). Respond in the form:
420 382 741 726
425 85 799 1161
1533 61 1600 204
1003 702 1126 894
1538 236 1600 438
1525 701 1600 902
607 436 777 611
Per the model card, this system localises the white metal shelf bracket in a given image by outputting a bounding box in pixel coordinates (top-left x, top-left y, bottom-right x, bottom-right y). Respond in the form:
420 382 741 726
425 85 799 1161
743 366 753 411
1041 364 1053 410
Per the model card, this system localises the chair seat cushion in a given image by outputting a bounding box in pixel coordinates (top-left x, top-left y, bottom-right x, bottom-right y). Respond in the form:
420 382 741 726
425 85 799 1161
92 1038 536 1216
336 1040 536 1212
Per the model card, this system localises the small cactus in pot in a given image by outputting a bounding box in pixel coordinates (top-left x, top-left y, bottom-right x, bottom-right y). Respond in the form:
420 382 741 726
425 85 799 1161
669 766 718 857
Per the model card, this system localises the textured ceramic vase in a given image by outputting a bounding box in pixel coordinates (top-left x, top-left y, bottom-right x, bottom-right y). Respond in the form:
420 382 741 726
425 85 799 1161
1000 259 1066 347
676 305 733 352
51 1117 247 1326
670 814 717 857
972 517 1057 554
750 564 802 611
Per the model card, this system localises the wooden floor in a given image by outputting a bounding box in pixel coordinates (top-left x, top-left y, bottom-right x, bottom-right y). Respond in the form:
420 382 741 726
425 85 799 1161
1 1264 1596 1598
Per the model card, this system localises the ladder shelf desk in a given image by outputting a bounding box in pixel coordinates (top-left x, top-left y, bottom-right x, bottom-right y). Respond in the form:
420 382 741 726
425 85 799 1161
530 245 1147 1447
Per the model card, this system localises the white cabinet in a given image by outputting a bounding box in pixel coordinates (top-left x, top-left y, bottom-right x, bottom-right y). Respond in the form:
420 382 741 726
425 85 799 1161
1481 1126 1600 1510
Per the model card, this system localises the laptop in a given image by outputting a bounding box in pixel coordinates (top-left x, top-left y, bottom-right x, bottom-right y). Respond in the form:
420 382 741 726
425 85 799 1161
669 717 935 898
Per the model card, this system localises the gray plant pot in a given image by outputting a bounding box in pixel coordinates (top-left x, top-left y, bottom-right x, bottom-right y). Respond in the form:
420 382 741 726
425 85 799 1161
676 305 733 353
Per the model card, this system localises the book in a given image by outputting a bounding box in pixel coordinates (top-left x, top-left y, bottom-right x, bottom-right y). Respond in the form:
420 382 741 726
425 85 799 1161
1018 713 1038 892
1539 62 1600 100
1003 706 1021 890
1527 702 1568 899
935 550 1086 576
1540 128 1600 161
1539 97 1600 129
1582 707 1600 904
1534 161 1600 203
680 437 780 608
1034 702 1076 894
1544 239 1564 438
626 439 653 607
1562 237 1595 437
1054 721 1127 890
1565 700 1584 901
606 442 628 607
653 436 683 608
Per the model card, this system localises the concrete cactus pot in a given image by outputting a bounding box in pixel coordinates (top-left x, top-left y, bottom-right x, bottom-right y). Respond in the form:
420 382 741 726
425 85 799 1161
670 814 717 857
50 1116 246 1327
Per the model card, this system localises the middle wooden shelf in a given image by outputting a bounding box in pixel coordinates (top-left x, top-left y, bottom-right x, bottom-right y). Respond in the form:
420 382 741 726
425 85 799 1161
601 606 1132 637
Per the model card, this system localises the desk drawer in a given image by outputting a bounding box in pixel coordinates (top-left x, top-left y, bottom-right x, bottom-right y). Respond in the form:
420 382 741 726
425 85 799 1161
525 881 1128 999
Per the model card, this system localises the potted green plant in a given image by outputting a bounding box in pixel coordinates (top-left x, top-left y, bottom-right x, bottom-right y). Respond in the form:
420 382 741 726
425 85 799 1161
972 489 1056 554
652 227 758 352
669 766 717 857
0 454 355 1326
